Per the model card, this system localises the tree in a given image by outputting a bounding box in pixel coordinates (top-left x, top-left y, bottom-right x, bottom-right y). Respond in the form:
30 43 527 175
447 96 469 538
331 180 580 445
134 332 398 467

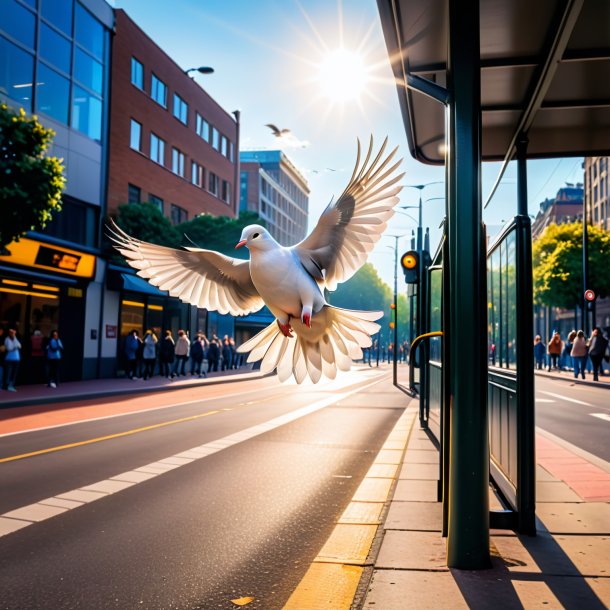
112 202 181 248
0 104 66 253
178 211 265 260
533 222 610 309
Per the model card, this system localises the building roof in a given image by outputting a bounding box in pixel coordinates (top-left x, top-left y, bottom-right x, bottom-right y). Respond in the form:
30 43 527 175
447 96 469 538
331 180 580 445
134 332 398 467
377 0 610 165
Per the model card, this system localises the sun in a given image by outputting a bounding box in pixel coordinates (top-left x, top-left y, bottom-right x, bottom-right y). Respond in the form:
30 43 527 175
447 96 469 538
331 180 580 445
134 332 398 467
318 48 369 103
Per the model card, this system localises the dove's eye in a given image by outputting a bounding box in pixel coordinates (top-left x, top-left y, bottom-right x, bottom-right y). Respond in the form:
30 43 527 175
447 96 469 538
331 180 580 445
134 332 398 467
252 232 260 239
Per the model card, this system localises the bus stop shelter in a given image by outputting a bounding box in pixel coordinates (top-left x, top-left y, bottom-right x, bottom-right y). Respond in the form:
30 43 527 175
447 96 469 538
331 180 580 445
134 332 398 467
377 0 610 568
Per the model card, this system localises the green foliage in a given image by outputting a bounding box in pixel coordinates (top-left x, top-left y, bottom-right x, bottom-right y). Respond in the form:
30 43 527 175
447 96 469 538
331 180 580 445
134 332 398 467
113 202 181 248
0 104 66 252
533 222 610 308
178 211 265 260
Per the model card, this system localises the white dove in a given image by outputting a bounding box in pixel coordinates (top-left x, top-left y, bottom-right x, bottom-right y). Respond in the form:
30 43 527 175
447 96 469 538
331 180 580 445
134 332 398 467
110 136 403 383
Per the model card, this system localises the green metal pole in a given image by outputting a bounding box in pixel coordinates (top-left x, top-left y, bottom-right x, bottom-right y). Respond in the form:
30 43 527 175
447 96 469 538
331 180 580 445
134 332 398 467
446 0 490 568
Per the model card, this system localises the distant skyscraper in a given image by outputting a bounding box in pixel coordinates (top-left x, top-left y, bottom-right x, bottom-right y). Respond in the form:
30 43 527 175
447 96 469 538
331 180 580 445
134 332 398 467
584 157 609 230
240 150 310 246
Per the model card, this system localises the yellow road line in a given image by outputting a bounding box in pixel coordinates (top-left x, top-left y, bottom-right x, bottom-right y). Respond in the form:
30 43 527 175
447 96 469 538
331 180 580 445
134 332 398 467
0 410 220 463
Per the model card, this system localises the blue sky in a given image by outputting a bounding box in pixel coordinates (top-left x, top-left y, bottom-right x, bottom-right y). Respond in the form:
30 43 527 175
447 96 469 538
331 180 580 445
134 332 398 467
114 0 584 287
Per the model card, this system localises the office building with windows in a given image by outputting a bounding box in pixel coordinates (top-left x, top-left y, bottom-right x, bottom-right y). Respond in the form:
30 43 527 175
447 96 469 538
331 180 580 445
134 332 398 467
240 150 309 246
531 184 584 240
584 157 609 230
0 0 113 381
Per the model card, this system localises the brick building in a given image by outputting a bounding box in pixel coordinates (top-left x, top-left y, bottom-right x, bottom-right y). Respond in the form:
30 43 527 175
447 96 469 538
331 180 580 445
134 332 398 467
107 9 239 223
531 184 583 239
584 157 609 230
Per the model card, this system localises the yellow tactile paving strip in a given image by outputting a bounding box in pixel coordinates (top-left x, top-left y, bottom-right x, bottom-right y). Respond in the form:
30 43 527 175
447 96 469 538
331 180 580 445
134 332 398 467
283 405 417 609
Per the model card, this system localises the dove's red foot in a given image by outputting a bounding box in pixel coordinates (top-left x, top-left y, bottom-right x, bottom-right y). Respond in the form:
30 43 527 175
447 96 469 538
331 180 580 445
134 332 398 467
277 320 294 338
302 312 311 328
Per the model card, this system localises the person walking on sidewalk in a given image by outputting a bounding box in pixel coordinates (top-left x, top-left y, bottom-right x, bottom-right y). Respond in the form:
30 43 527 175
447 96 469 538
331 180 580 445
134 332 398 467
588 327 609 381
173 330 190 377
125 330 142 380
160 330 175 379
547 332 562 371
3 329 21 391
533 335 546 370
207 337 220 373
563 330 577 371
221 336 232 371
142 330 158 380
189 333 207 378
45 330 64 388
570 330 588 380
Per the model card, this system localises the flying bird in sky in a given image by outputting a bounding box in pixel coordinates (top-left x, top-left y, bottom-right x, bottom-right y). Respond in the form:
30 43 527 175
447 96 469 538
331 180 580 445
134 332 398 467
266 123 290 137
110 137 403 383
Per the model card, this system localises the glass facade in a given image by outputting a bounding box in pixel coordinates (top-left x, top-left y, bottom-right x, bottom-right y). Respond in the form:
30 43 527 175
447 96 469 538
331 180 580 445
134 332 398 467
0 0 109 142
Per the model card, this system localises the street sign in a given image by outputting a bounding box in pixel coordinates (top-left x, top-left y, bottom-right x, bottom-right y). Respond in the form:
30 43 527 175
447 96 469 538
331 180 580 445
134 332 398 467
584 289 596 302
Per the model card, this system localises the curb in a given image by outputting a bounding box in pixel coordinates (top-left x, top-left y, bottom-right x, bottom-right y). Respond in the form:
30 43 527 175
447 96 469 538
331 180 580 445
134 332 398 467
534 369 610 389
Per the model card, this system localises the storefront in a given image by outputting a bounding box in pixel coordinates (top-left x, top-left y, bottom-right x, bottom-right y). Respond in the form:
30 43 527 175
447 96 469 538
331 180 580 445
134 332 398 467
0 237 97 384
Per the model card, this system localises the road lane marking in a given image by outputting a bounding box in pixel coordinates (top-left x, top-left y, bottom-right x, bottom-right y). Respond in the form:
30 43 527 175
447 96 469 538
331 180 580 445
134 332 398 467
0 410 220 463
538 391 593 406
0 376 388 539
591 413 610 422
535 398 555 403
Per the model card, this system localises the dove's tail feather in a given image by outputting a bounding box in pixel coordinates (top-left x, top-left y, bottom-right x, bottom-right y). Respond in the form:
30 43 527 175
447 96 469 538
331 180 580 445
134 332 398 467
237 305 382 384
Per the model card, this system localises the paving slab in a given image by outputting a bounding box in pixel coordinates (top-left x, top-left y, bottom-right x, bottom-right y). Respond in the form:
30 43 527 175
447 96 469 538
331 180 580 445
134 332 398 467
405 438 437 450
363 569 468 610
553 535 610 577
375 530 447 570
536 503 610 534
536 480 583 502
392 479 438 502
399 462 439 480
385 501 442 531
404 449 439 464
536 464 559 482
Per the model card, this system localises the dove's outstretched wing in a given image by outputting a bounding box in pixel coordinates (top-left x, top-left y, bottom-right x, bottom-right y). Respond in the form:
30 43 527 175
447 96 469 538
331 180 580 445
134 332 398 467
109 221 264 316
292 136 403 291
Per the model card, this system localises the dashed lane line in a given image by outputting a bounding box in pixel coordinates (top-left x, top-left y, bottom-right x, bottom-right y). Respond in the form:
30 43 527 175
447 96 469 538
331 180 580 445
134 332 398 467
538 390 593 406
0 376 387 539
591 413 610 422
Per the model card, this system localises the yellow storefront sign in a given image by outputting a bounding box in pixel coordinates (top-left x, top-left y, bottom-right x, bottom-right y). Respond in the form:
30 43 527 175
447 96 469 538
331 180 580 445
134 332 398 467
0 237 96 279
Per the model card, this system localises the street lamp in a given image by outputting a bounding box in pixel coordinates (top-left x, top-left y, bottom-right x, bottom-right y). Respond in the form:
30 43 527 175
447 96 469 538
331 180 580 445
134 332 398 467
401 182 444 252
185 66 215 75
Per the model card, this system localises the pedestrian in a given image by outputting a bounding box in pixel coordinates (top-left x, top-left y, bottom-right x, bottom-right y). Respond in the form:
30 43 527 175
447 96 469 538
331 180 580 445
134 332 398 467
588 327 609 381
221 336 232 371
230 337 238 369
3 329 21 391
160 330 175 378
190 333 207 377
173 329 190 377
45 330 64 388
570 330 588 380
142 330 158 380
547 332 562 371
30 329 45 384
563 330 577 371
533 335 546 370
0 328 5 390
207 337 220 373
124 329 142 379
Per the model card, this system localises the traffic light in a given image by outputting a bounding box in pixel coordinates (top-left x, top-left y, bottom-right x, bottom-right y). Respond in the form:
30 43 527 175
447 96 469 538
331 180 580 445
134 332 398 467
401 250 419 284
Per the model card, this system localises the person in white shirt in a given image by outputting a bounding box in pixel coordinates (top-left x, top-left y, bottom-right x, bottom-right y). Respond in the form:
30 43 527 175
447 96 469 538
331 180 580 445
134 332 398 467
3 329 21 392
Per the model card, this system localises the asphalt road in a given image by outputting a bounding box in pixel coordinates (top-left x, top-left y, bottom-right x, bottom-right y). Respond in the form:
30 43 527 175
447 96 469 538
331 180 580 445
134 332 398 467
535 375 610 462
0 368 405 610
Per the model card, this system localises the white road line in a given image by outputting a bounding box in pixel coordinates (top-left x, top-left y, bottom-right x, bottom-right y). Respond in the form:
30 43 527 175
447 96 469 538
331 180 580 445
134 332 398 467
538 390 593 406
535 398 555 403
0 375 388 539
591 413 610 422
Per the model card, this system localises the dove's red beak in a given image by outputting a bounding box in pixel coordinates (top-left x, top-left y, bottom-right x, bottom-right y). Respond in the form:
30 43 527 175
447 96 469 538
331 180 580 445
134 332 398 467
235 239 247 249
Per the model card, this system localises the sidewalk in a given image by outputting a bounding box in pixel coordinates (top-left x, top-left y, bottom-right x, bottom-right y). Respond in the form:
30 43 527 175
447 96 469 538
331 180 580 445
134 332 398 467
360 404 610 609
535 367 610 388
0 366 266 410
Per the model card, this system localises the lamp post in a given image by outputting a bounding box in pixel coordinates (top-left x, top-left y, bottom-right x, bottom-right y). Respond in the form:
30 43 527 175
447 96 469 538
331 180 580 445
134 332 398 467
582 194 592 334
185 66 215 75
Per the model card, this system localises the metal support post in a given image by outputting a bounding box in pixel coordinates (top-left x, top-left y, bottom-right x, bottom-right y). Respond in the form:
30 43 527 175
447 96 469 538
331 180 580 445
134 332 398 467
446 0 491 568
393 236 399 386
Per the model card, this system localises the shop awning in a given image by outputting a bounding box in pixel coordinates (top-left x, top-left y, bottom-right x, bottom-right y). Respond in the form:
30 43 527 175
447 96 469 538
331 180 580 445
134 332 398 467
121 273 168 297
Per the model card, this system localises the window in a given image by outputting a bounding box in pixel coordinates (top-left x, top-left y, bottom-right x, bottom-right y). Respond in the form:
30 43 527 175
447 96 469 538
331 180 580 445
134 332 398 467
151 74 167 107
41 0 73 35
75 2 105 60
128 184 141 204
148 194 163 212
195 113 210 141
229 142 234 163
0 35 34 112
36 63 70 124
221 136 228 157
212 127 220 151
130 119 141 151
131 57 143 89
71 84 102 141
2 0 35 48
173 93 188 124
222 180 231 204
150 133 165 165
208 172 219 196
170 204 188 225
39 23 71 74
40 197 99 247
172 147 185 177
191 161 203 187
74 48 103 94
